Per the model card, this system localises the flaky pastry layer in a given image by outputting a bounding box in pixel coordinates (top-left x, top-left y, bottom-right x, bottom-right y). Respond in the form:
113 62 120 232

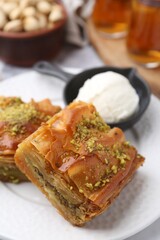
0 96 61 183
15 101 144 224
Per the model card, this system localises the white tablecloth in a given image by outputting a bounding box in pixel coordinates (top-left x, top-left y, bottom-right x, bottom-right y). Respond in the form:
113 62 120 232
0 44 159 240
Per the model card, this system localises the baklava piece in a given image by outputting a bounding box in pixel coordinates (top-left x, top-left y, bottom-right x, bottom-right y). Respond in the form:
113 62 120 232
0 96 61 183
15 101 144 225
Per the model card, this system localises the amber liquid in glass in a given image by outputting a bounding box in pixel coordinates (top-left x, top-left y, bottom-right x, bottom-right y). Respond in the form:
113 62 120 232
92 0 132 38
127 0 160 68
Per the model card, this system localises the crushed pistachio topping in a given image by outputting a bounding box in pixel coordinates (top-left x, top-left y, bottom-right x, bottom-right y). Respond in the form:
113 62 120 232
120 159 126 166
85 183 93 190
1 103 45 122
113 146 131 169
0 97 51 135
105 158 109 164
69 109 133 192
96 143 104 151
85 177 111 191
94 181 101 187
113 144 117 150
111 165 118 174
0 97 23 109
81 145 131 192
10 178 19 184
86 137 97 153
79 188 84 193
70 139 80 150
124 141 131 147
101 178 110 187
106 168 111 175
103 178 110 183
70 111 110 152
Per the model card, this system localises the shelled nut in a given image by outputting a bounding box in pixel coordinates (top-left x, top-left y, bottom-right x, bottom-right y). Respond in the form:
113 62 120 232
0 9 7 29
49 5 63 22
37 1 52 14
4 19 23 32
36 13 47 29
23 16 40 31
22 6 36 17
2 2 18 15
9 7 21 20
0 0 64 32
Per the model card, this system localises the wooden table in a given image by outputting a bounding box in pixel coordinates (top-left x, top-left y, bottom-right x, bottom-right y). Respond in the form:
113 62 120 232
86 19 160 98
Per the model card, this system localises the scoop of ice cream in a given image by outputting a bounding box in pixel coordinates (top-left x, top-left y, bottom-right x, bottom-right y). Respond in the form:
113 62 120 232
75 71 139 123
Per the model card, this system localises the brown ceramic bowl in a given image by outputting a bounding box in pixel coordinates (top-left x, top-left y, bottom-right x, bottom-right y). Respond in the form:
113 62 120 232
0 1 67 66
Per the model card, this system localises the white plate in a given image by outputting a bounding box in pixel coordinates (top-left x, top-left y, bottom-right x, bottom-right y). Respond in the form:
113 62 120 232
0 72 160 240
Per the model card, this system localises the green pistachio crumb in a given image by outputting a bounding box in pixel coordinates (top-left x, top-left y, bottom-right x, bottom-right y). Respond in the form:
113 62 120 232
106 168 111 175
115 149 131 162
124 141 130 147
120 159 126 166
70 111 110 152
12 179 19 184
0 98 52 136
10 176 15 180
70 139 80 149
96 143 104 151
86 138 96 153
125 155 131 161
113 144 117 150
102 178 110 184
85 183 93 190
94 181 101 187
105 158 109 164
111 165 118 174
79 188 84 193
70 139 75 144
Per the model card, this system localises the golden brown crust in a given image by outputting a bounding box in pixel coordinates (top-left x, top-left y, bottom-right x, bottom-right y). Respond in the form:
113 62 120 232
15 101 144 223
0 96 61 183
0 97 61 152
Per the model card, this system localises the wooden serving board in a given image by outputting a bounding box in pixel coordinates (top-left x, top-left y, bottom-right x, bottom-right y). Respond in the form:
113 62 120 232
86 19 160 98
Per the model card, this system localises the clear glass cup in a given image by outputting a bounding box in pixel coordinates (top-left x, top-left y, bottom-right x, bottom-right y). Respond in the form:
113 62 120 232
127 0 160 68
92 0 132 38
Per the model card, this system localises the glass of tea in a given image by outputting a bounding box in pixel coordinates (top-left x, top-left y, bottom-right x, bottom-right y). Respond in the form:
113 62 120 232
127 0 160 68
92 0 132 38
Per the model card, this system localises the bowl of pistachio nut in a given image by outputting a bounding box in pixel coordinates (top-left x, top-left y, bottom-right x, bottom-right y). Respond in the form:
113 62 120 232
0 0 67 66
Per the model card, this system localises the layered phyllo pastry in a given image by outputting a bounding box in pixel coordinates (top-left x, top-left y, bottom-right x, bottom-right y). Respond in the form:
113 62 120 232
0 96 61 183
15 101 144 225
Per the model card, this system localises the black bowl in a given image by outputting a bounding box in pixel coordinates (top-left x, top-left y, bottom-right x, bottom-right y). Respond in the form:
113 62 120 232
33 62 151 130
64 66 151 130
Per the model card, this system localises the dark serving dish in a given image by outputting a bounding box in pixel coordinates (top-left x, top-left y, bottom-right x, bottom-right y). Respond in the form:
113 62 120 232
0 1 67 67
34 62 151 130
